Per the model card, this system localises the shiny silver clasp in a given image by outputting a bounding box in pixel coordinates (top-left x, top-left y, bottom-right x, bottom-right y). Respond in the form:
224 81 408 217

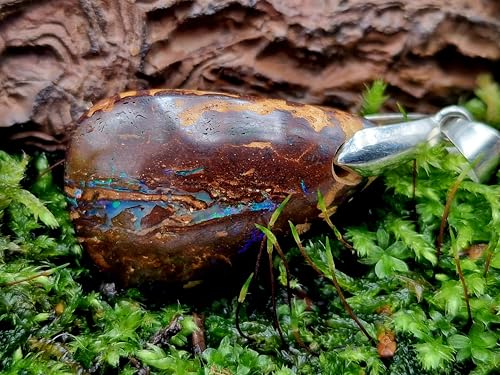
335 106 500 183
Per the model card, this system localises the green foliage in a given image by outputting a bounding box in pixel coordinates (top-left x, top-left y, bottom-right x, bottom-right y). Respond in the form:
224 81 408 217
415 336 455 371
0 152 58 229
137 345 199 373
203 336 277 374
449 324 498 364
348 227 411 278
1 77 500 374
238 273 254 303
464 74 500 128
360 79 389 115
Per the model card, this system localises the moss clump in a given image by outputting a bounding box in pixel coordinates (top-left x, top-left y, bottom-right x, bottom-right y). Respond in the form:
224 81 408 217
1 80 499 374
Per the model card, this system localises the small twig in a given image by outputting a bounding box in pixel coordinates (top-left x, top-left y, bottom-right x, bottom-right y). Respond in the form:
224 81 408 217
290 316 310 353
291 227 328 280
411 159 419 228
268 250 286 346
255 221 289 347
129 357 150 375
317 191 354 251
253 237 266 277
150 315 183 347
273 241 292 311
484 250 493 278
2 270 53 287
235 238 267 341
272 241 311 352
483 237 498 278
260 218 308 351
323 214 355 251
436 165 472 265
191 313 206 355
234 273 259 342
454 256 473 328
235 239 267 342
451 230 473 327
37 158 65 179
290 223 375 345
328 257 376 345
1 265 67 287
235 237 266 340
235 302 254 342
29 337 86 374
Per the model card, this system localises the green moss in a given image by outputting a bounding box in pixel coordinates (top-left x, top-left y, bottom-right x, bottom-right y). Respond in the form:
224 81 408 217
1 79 499 374
360 79 389 116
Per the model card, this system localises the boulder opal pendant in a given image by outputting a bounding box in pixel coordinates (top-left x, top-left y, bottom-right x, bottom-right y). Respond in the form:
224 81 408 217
65 90 368 285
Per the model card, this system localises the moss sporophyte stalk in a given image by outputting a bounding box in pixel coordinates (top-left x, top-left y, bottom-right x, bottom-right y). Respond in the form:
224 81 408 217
1 79 499 374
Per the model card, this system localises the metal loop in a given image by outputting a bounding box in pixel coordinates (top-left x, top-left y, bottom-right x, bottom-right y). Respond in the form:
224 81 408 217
431 105 473 127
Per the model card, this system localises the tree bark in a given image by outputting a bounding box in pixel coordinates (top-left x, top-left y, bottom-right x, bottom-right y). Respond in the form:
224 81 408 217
0 0 499 150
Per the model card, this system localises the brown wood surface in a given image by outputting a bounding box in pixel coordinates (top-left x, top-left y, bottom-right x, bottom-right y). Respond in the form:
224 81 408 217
0 0 499 150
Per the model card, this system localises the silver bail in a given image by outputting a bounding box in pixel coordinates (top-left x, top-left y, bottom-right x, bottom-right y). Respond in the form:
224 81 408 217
334 106 500 182
441 117 500 182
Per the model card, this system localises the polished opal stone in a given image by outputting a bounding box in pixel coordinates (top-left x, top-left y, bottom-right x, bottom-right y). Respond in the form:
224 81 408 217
65 90 366 285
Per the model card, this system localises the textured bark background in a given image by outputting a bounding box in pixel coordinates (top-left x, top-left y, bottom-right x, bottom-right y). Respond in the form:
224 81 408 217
0 0 499 150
